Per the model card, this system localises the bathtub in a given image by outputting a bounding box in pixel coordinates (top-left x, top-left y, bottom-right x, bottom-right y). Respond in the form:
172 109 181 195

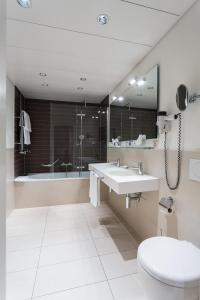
15 171 90 182
15 171 91 208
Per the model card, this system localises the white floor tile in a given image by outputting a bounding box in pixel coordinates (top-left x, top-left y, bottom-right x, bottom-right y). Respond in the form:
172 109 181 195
7 248 40 273
6 269 36 300
43 227 91 246
32 282 113 300
7 223 45 237
7 207 48 226
109 274 146 300
7 234 43 252
39 239 97 266
45 218 88 232
100 249 138 279
94 234 138 255
33 257 106 297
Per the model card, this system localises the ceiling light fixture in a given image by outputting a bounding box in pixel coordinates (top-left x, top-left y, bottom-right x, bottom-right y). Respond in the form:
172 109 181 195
17 0 32 8
39 72 47 77
80 77 87 81
97 14 109 25
129 78 136 86
77 87 84 91
118 96 124 102
41 83 48 87
137 79 146 86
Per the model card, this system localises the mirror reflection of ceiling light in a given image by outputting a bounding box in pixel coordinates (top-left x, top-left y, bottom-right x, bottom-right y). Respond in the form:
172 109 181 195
137 79 146 86
97 14 109 25
17 0 31 8
129 78 136 86
118 96 124 102
112 96 117 101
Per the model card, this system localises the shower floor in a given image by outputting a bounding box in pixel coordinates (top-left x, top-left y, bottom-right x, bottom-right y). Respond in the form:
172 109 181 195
6 202 145 300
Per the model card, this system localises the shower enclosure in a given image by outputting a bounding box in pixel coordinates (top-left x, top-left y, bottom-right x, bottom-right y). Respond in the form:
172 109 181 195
15 96 107 177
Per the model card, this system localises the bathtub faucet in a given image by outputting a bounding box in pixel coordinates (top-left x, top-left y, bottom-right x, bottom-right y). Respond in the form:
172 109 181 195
41 159 60 168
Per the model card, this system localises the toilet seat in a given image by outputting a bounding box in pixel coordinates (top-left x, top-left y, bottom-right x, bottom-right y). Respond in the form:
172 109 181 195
137 237 200 288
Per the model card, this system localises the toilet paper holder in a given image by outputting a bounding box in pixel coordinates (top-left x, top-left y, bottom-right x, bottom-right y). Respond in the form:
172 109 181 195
159 197 174 213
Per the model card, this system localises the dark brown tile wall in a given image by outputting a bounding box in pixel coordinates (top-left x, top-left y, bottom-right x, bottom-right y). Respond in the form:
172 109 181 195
15 92 108 176
110 106 157 141
25 99 50 174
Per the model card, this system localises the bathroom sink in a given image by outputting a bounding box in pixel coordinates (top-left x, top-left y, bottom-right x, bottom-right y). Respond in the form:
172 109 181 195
108 169 136 177
89 163 159 195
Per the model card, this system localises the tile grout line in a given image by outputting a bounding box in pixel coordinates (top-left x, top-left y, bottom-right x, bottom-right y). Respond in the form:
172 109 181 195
30 206 50 300
30 279 109 299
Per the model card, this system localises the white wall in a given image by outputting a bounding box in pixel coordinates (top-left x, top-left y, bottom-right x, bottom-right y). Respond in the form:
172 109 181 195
111 0 200 151
0 0 7 297
6 78 15 216
108 1 200 248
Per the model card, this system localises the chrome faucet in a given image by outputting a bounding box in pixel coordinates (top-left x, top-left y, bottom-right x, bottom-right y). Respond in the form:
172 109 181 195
111 158 120 167
129 162 144 175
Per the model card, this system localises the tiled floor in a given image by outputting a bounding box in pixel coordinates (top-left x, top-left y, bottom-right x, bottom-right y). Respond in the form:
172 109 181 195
6 202 146 300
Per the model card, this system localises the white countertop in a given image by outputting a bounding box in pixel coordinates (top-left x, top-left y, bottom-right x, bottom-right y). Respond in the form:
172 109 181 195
89 163 159 195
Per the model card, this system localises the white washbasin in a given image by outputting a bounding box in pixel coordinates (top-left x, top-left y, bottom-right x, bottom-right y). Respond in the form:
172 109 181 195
108 169 137 177
89 163 159 195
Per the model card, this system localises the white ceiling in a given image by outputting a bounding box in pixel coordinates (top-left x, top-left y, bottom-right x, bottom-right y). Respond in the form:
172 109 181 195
7 0 196 103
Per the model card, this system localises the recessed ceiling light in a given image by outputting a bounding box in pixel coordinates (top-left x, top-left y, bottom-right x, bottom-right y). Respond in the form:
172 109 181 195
17 0 31 8
129 78 136 86
77 87 84 91
39 72 47 77
118 96 124 102
80 77 87 81
137 79 146 86
97 14 109 25
112 96 117 101
41 83 48 87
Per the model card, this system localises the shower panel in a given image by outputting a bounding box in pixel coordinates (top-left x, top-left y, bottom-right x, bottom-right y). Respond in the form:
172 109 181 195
19 99 107 177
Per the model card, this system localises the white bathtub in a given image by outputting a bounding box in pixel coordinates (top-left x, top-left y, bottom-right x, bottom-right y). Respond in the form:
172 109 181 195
15 171 90 182
15 171 90 208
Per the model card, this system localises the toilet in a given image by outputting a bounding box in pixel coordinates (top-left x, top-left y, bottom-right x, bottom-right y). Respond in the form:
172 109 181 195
137 237 200 300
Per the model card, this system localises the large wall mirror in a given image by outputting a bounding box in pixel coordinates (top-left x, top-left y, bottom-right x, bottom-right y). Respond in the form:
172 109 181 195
109 65 159 148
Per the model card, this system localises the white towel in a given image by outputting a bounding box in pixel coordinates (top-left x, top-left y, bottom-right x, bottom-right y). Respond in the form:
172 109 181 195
23 128 31 145
23 111 32 132
19 110 32 145
19 111 32 132
89 171 101 207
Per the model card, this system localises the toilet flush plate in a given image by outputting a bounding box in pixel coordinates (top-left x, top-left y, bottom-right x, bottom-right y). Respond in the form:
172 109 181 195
189 159 200 182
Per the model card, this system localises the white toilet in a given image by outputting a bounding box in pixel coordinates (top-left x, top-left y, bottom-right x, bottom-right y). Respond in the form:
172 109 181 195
137 237 200 300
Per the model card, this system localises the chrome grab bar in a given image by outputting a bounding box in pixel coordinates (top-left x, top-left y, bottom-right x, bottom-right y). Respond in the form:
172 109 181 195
76 166 85 169
60 162 72 167
41 159 59 168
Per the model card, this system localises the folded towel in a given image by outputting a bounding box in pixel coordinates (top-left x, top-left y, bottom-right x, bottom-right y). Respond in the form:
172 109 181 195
89 171 101 207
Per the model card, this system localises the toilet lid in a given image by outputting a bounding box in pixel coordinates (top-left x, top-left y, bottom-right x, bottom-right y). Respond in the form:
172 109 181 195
137 237 200 288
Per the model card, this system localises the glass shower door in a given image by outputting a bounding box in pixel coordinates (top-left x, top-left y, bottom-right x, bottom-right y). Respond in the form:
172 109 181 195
75 104 102 176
